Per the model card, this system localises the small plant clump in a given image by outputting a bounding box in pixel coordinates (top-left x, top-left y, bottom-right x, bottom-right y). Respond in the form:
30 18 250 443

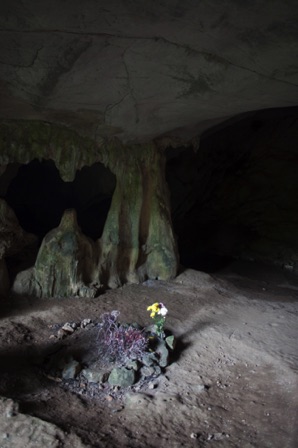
147 302 168 337
97 310 148 366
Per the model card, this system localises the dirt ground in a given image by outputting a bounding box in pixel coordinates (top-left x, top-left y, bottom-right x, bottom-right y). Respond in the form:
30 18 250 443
0 260 297 448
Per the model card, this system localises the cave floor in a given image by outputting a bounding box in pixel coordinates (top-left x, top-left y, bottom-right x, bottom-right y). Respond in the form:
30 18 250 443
0 261 297 448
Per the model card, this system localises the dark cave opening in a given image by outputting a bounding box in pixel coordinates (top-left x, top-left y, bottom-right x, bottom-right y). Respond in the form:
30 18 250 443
166 107 298 274
2 159 116 242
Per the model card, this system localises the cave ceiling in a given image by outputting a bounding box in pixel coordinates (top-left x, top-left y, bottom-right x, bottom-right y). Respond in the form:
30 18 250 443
0 0 297 144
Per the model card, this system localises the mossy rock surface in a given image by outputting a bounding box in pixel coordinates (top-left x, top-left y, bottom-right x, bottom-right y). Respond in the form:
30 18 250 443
108 367 135 388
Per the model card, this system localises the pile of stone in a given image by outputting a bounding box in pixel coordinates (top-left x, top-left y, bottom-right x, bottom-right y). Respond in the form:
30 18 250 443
45 318 175 393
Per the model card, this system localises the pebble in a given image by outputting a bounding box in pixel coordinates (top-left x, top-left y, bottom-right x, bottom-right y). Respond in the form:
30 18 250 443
207 432 229 441
4 399 18 418
57 329 67 339
111 406 124 413
190 433 198 439
81 318 92 328
62 359 81 379
62 323 75 333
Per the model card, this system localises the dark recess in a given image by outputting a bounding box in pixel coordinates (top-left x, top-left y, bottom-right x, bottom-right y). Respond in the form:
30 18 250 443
2 159 116 241
166 107 298 273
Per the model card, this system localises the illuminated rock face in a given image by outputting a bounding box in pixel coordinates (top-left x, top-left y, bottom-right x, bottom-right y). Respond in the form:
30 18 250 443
32 209 97 298
97 144 178 288
0 121 178 297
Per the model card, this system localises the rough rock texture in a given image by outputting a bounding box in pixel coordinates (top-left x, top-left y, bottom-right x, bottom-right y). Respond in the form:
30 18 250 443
0 0 297 143
0 121 178 296
0 396 87 448
0 120 98 182
29 209 97 298
0 198 36 296
98 144 178 288
0 198 36 259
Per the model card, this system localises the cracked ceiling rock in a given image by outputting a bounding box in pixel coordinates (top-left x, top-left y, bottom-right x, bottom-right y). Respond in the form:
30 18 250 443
0 0 297 142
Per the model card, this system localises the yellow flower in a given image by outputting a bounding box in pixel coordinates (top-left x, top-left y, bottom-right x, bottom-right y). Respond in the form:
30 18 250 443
147 303 159 312
147 302 160 318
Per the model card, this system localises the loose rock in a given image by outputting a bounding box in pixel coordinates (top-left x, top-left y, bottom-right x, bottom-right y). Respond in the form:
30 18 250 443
108 367 135 388
81 319 92 328
62 323 75 333
62 359 81 380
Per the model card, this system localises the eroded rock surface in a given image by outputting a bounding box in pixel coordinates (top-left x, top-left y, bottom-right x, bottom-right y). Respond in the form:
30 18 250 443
32 209 97 298
0 397 87 448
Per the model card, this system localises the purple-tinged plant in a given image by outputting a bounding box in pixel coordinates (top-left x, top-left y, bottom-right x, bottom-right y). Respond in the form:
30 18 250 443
97 311 148 366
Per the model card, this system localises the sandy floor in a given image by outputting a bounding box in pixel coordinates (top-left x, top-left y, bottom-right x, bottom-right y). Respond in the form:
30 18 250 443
0 260 297 447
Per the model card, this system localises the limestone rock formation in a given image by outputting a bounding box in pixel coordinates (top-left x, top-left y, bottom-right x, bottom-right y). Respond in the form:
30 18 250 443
98 144 178 288
31 209 97 298
0 198 36 259
0 198 36 296
0 121 178 297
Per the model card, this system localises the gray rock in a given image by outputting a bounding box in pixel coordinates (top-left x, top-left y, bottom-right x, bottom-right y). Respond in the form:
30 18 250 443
62 322 75 333
144 324 156 334
141 352 159 367
108 367 135 388
165 335 175 350
125 360 139 371
156 339 169 367
81 318 92 328
57 329 67 339
82 368 108 384
152 365 162 377
140 366 155 378
62 359 81 379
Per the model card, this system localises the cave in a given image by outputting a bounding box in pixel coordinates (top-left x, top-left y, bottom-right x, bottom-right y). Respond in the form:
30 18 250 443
3 159 115 241
0 1 297 447
166 106 298 274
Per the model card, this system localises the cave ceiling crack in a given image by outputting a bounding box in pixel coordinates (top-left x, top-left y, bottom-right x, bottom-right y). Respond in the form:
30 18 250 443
122 47 139 124
102 45 139 126
103 92 130 124
0 45 43 69
0 29 297 88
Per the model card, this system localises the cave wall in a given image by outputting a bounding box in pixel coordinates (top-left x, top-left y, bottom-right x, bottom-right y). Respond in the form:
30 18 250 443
0 120 178 297
167 107 298 273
